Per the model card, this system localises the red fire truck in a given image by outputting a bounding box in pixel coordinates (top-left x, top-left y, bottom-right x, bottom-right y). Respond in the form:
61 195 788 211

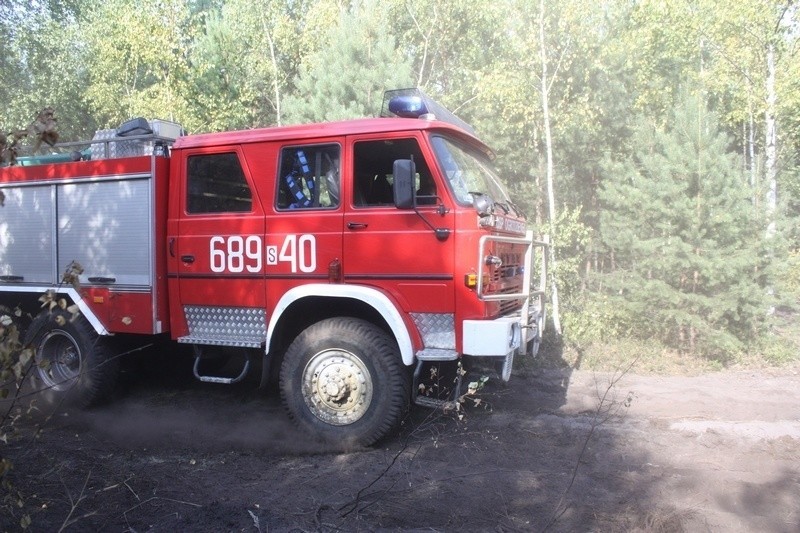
0 89 546 446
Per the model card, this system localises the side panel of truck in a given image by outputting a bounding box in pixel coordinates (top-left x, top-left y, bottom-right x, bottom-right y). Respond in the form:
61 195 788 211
0 157 169 336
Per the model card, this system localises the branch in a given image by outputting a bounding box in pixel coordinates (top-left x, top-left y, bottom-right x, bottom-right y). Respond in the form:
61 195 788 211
406 4 437 87
59 470 95 532
337 438 411 518
546 35 572 96
452 94 479 114
541 357 638 531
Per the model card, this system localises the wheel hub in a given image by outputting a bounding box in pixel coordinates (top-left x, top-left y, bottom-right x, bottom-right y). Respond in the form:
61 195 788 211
36 329 82 390
62 347 80 369
322 374 349 401
302 349 373 425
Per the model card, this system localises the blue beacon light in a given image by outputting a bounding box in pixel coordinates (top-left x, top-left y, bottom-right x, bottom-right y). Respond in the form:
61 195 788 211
388 96 429 118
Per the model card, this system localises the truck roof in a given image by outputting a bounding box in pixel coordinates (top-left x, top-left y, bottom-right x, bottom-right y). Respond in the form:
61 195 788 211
173 117 494 157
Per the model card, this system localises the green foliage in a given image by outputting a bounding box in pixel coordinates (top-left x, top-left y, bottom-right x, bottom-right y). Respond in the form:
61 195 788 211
282 0 413 124
185 0 314 131
184 3 259 131
775 248 800 302
598 92 770 358
753 334 799 367
563 293 637 345
550 206 593 301
80 0 194 128
0 1 96 139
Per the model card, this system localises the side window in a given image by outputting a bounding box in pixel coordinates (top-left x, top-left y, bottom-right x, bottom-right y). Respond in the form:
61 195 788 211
277 144 340 209
353 138 436 207
187 153 252 214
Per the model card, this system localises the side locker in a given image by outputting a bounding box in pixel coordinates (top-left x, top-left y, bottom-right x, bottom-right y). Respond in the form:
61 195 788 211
57 177 153 286
0 184 56 284
54 168 158 335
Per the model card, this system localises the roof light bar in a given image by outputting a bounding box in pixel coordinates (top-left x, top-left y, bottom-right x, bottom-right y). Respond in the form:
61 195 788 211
381 88 475 135
388 95 428 118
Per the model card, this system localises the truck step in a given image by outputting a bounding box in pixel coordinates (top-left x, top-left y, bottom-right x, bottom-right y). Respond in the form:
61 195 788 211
177 336 262 348
192 354 251 384
413 395 459 411
415 348 458 361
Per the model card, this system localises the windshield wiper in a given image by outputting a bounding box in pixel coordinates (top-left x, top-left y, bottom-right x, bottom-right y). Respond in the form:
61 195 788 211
505 200 525 218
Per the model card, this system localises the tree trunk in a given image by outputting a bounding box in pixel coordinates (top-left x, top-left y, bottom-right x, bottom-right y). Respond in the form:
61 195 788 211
764 42 777 239
539 0 562 335
748 96 756 197
261 12 282 126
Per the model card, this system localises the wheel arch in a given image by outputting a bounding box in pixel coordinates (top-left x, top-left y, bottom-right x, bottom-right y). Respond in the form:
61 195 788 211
0 286 109 336
266 284 414 366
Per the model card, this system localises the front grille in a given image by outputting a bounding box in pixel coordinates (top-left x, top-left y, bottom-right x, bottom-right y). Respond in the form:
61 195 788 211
487 245 526 314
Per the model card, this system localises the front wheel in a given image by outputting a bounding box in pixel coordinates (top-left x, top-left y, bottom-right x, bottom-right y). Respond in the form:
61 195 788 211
24 310 119 408
280 318 409 448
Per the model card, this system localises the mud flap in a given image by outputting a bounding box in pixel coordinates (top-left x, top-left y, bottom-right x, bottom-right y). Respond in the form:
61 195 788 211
499 353 514 382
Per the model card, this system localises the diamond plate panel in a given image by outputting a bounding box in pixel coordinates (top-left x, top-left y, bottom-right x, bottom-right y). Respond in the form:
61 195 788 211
91 129 153 160
411 313 455 350
183 306 266 344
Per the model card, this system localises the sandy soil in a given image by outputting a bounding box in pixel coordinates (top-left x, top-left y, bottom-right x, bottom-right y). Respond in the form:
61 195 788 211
2 353 799 532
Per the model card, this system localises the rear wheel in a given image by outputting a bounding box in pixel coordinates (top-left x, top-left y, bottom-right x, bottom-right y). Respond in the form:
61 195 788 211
24 310 119 408
280 317 409 448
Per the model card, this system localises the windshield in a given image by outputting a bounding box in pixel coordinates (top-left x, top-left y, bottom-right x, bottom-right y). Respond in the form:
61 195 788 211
430 135 512 209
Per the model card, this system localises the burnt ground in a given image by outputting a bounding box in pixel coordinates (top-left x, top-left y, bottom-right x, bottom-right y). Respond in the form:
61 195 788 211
2 347 800 532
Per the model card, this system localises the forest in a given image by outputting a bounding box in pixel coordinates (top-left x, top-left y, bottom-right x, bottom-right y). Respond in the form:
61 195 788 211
2 0 799 369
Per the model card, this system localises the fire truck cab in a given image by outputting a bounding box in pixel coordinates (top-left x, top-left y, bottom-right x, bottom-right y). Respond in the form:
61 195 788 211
0 89 547 447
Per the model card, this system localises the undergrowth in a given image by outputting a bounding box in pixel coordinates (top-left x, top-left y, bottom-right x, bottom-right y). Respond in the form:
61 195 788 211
532 309 800 376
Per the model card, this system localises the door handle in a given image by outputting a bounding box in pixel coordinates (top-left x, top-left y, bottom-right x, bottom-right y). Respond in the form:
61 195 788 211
347 222 368 230
169 237 176 257
181 254 195 263
88 276 116 283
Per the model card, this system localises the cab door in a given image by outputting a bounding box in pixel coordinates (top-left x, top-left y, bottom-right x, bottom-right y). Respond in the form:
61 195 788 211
343 135 455 316
262 142 344 310
173 148 267 347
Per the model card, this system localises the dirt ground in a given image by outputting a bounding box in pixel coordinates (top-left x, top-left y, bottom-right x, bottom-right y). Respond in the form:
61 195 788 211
2 348 800 532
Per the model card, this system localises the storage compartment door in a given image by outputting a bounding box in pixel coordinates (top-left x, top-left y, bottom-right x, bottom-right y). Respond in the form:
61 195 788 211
57 178 152 287
0 185 56 284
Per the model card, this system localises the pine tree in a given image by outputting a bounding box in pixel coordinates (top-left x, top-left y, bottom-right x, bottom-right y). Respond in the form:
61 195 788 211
599 93 769 358
282 0 413 124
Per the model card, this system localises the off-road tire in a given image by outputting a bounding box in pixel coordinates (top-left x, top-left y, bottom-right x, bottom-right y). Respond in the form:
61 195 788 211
280 317 409 448
24 310 119 408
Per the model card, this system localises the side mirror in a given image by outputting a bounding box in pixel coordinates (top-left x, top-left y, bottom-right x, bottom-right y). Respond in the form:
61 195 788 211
392 159 415 209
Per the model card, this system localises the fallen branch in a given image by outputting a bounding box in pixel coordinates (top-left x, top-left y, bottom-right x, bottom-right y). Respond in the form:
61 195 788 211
541 357 638 532
59 470 95 532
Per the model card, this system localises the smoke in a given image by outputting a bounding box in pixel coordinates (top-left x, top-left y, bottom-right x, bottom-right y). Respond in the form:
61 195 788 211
72 382 328 455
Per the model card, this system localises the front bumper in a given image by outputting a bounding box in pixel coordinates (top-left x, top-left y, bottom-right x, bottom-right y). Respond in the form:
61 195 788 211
462 316 522 357
462 314 531 382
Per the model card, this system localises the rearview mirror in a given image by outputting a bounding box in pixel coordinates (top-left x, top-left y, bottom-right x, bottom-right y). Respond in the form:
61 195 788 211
392 159 415 209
